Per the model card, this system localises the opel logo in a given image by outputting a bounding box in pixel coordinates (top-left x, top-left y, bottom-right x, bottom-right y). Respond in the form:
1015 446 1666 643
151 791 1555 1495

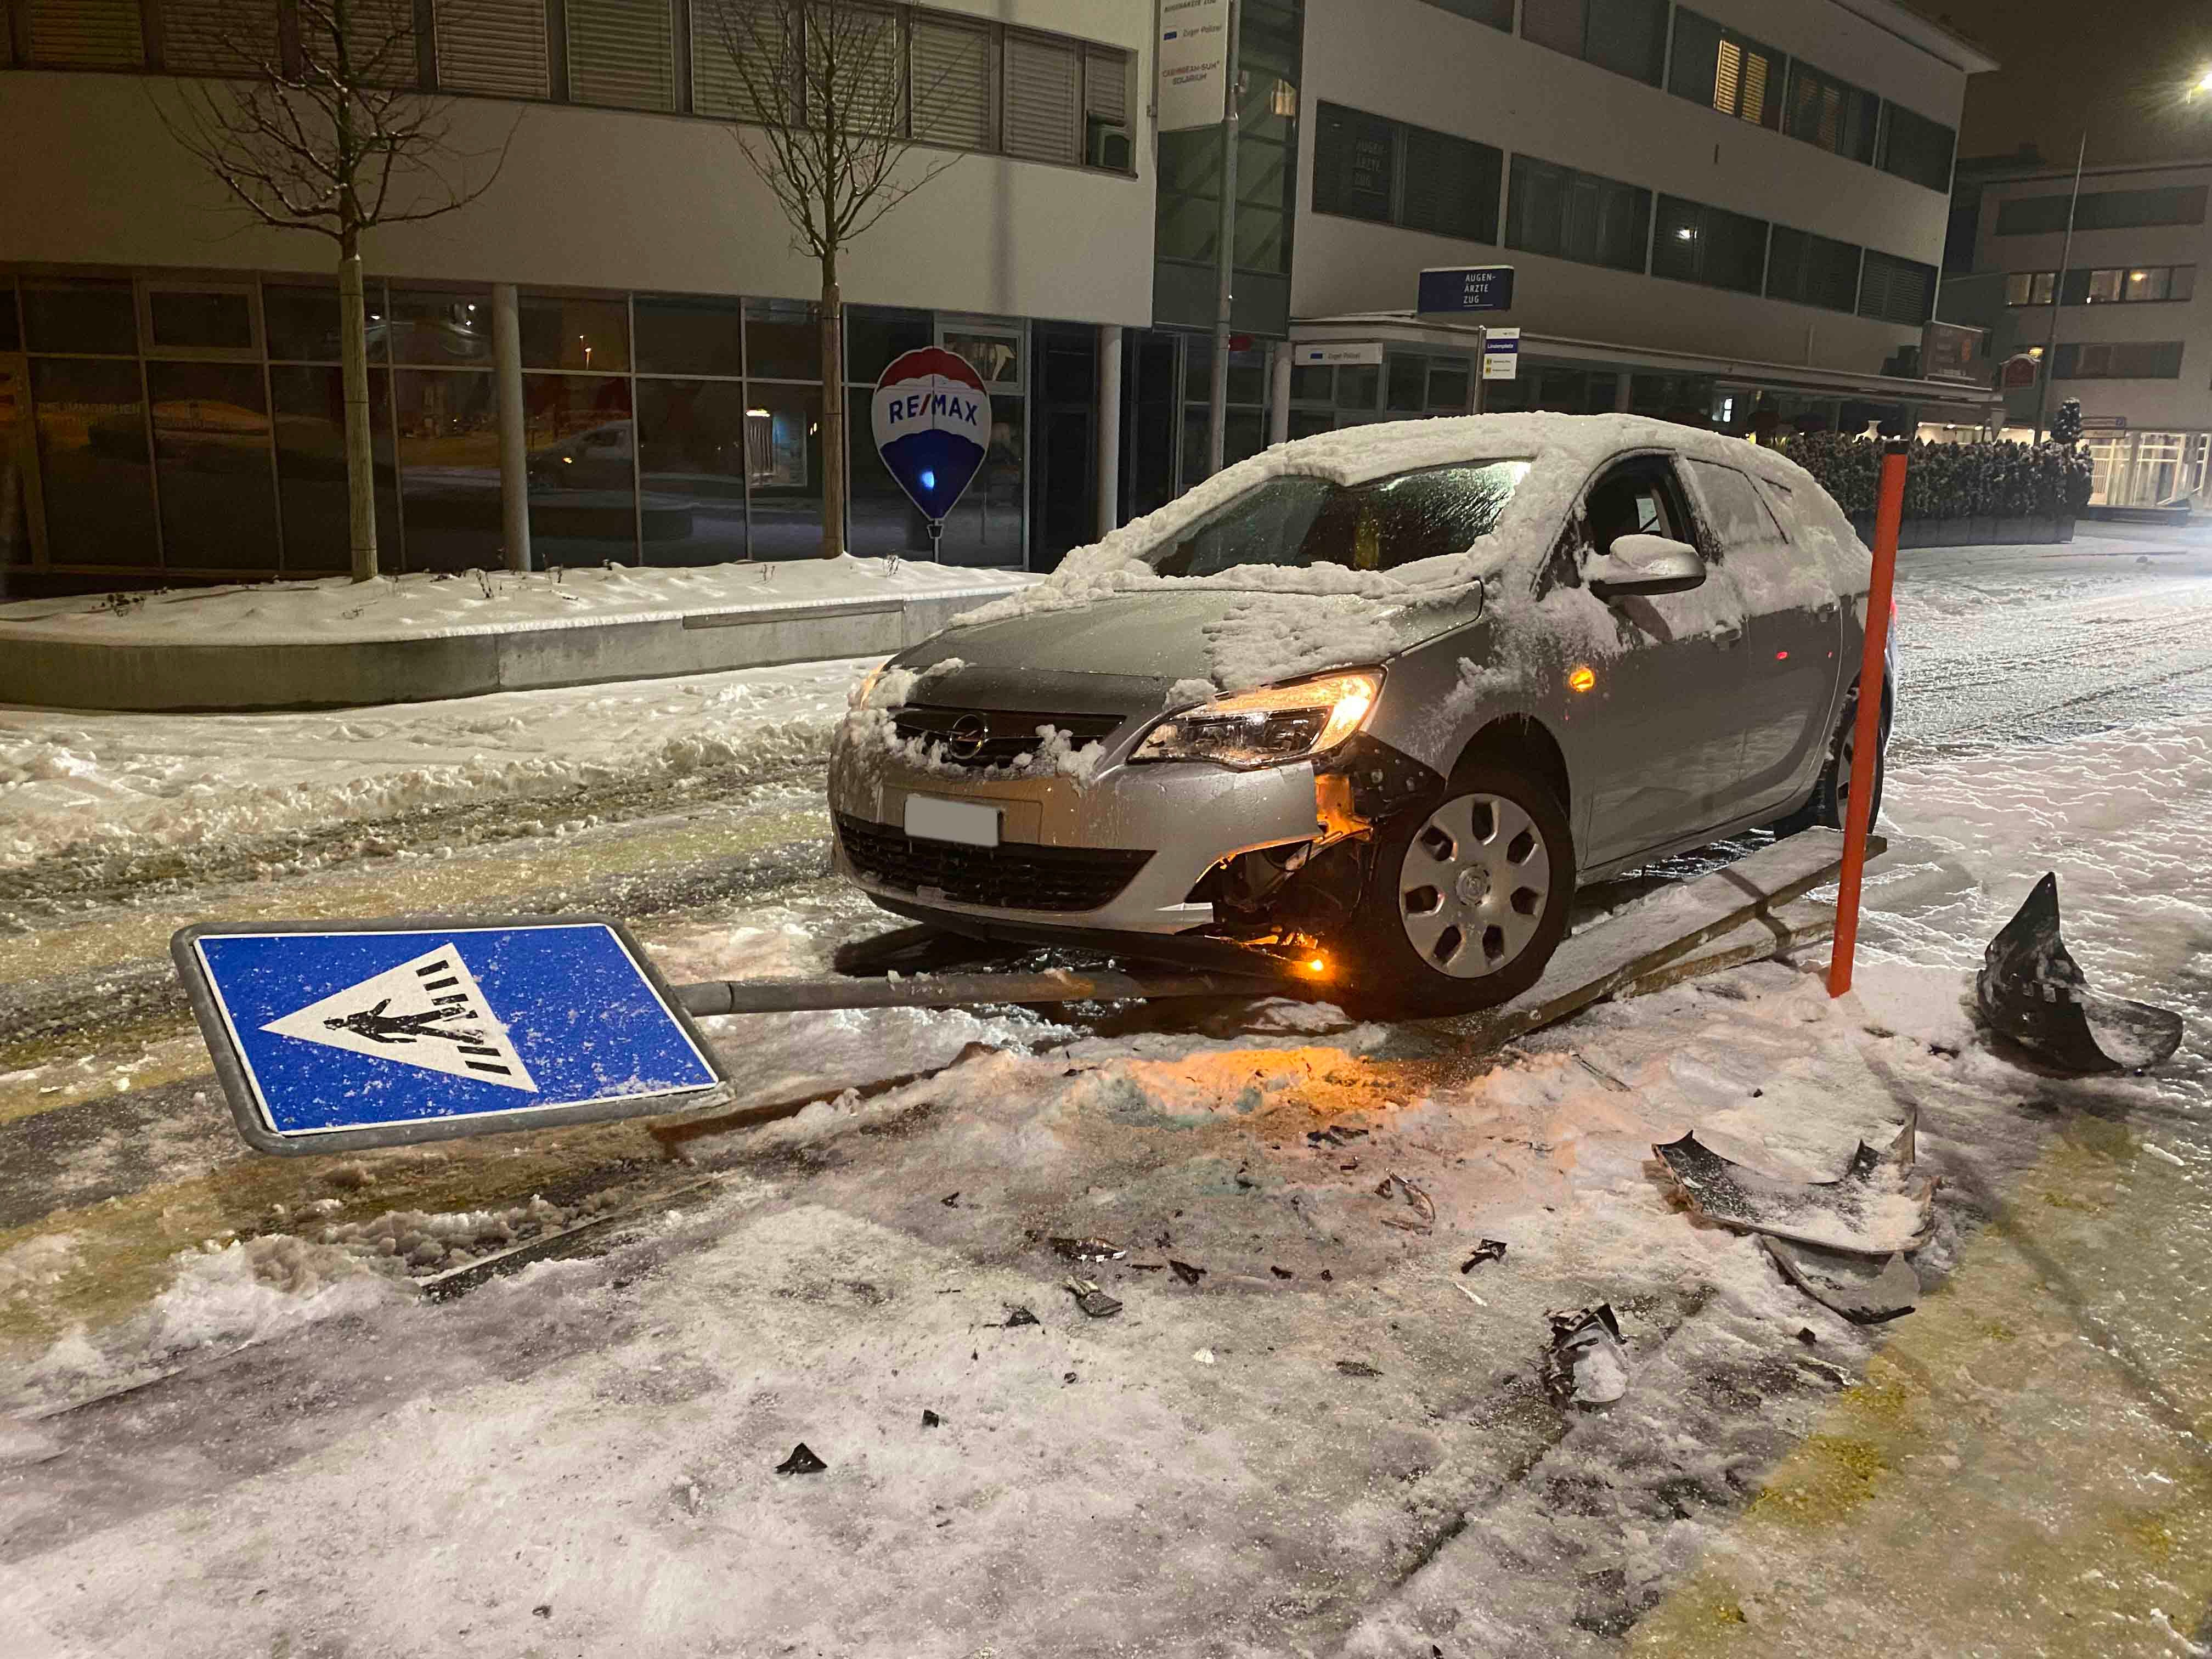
943 713 991 761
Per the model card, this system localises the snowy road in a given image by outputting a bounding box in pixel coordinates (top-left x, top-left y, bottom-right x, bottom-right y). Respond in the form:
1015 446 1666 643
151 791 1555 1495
5 524 2212 1657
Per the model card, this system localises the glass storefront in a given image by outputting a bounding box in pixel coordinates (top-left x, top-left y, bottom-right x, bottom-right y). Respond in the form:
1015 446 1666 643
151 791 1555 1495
1 272 1038 580
2084 431 2212 507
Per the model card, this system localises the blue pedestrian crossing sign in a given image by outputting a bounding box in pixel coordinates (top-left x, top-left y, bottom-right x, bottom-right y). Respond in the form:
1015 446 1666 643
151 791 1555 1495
172 917 727 1155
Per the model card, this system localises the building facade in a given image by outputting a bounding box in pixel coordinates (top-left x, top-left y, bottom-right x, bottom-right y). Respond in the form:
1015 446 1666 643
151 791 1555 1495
1946 156 2212 509
1 0 2001 594
0 0 1154 590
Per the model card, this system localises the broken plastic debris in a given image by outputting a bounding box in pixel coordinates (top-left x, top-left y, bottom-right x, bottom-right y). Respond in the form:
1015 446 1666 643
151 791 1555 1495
775 1443 827 1475
1336 1359 1382 1378
1049 1237 1127 1263
1193 1348 1216 1365
1065 1279 1122 1319
1374 1171 1436 1233
1460 1239 1508 1272
1654 1108 1935 1257
1169 1260 1206 1286
921 1409 942 1429
1976 872 2184 1074
1000 1305 1040 1329
1544 1305 1629 1404
940 1192 961 1207
1762 1237 1919 1324
1269 1265 1294 1279
1307 1125 1369 1147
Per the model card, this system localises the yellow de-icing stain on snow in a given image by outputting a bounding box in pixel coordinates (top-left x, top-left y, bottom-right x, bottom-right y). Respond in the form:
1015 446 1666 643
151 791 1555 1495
1630 1117 2212 1658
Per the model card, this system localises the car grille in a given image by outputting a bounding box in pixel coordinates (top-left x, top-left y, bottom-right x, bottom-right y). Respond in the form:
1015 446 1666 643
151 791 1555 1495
888 706 1124 771
836 814 1154 912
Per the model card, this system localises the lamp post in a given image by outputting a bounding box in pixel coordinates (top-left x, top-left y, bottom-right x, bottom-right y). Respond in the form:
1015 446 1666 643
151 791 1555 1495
2030 131 2085 445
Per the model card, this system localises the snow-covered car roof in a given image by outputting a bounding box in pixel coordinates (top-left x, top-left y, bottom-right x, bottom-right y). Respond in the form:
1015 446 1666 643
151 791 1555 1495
952 413 1852 635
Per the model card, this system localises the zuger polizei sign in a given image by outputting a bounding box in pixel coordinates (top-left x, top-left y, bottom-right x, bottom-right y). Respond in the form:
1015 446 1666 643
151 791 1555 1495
173 917 726 1154
1158 0 1232 132
871 346 992 558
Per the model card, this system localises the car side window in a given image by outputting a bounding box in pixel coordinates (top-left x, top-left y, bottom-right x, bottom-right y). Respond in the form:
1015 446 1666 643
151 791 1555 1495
1685 459 1788 553
1583 458 1697 559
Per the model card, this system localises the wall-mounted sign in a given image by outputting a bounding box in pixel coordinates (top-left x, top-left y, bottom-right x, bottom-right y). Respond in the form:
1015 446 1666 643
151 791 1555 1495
1921 320 1987 383
1418 266 1516 314
1158 0 1232 132
2080 415 2129 431
1294 342 1385 366
1481 327 1521 380
2000 353 2040 390
871 348 993 544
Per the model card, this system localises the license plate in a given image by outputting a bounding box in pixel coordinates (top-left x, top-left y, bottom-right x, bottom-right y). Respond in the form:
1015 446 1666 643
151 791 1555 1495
904 795 1000 848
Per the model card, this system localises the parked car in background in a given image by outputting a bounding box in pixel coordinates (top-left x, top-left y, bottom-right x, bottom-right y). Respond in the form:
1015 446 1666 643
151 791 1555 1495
828 414 1891 1014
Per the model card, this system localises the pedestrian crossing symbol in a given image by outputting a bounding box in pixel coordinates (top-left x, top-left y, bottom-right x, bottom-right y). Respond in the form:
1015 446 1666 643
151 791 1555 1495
262 943 539 1092
173 917 725 1153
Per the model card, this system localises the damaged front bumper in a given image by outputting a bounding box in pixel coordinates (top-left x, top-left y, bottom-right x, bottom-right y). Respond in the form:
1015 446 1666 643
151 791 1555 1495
825 713 1440 961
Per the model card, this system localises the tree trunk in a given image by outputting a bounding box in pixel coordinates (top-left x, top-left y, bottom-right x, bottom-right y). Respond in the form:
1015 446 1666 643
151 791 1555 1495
337 236 380 582
820 246 844 558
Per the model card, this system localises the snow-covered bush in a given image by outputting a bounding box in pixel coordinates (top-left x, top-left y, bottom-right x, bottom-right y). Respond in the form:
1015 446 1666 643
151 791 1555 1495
1787 433 2091 521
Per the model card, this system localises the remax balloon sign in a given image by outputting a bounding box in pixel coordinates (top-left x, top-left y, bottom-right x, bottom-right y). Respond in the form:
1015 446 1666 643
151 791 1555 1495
871 347 991 536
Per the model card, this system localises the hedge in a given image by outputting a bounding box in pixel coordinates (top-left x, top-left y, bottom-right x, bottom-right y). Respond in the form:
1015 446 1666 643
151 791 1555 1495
1786 435 2093 520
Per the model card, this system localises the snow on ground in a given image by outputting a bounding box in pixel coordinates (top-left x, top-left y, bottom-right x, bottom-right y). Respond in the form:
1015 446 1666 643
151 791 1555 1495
0 555 1027 646
5 691 2206 1655
0 655 872 872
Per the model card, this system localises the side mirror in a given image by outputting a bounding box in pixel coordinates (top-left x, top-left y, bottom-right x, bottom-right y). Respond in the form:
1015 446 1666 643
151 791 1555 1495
1586 533 1706 601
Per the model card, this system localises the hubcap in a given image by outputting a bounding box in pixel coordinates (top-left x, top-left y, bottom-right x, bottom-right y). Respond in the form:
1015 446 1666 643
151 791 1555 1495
1397 793 1553 979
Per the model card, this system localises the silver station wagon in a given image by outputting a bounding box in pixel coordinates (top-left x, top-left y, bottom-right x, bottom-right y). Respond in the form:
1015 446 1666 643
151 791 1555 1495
828 413 1889 1014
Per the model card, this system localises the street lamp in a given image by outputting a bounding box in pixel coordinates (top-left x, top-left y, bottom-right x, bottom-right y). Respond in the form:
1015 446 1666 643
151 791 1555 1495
2035 69 2212 442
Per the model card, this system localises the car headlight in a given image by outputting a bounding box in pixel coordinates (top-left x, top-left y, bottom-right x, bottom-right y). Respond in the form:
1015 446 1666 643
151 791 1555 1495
1133 671 1382 770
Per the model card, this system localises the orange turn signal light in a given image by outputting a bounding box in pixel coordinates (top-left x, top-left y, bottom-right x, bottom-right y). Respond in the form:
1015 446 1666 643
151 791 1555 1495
1567 665 1596 693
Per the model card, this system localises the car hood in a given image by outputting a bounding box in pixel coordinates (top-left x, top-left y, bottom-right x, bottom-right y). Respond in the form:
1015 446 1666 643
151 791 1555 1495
891 584 1488 714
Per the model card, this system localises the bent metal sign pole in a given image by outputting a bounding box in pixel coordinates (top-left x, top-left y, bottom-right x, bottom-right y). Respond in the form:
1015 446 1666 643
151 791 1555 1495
870 347 992 561
1829 439 1906 997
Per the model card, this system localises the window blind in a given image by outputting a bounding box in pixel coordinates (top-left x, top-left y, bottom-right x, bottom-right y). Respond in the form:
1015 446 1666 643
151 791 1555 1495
911 14 992 149
1003 31 1077 163
691 0 787 122
567 0 675 111
1857 250 1934 325
161 0 281 74
435 0 549 97
26 0 144 67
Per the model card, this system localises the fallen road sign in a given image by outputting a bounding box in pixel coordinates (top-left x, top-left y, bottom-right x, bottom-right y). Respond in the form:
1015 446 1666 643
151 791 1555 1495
173 916 727 1155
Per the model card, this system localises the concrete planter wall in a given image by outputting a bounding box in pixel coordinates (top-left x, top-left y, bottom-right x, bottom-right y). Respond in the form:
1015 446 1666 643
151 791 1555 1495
1847 514 2075 548
0 586 1023 713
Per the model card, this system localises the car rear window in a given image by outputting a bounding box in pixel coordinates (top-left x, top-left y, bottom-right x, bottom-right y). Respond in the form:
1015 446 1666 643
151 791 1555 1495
1146 460 1531 578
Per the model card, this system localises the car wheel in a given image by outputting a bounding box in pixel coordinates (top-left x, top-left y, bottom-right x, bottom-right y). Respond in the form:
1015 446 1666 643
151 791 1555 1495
1776 683 1889 836
1336 763 1576 1018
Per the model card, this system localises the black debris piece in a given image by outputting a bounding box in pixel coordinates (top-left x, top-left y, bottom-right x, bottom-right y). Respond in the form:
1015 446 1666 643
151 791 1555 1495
1654 1109 1934 1256
1544 1304 1629 1404
940 1193 961 1207
1001 1305 1040 1329
1049 1237 1127 1263
1797 1327 1819 1346
922 1409 942 1428
1270 1266 1294 1279
1460 1239 1509 1273
1307 1125 1370 1147
1129 1262 1167 1272
1066 1280 1122 1319
1336 1360 1382 1378
775 1443 828 1475
1064 1372 1078 1384
533 1605 552 1619
1977 872 2184 1074
1320 1269 1334 1282
1763 1237 1920 1324
1169 1260 1207 1286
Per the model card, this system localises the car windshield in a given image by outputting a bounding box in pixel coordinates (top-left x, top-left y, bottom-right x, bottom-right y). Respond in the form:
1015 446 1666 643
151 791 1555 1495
1144 460 1531 578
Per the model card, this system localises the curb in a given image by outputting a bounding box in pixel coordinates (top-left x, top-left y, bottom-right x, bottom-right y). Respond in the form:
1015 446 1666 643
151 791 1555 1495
0 585 1021 713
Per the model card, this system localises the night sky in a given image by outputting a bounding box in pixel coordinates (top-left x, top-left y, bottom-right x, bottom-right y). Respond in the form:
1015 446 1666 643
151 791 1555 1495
1926 0 2212 166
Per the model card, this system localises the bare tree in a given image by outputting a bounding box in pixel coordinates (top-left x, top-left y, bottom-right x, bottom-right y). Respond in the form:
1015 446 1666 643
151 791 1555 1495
704 0 960 557
154 0 520 580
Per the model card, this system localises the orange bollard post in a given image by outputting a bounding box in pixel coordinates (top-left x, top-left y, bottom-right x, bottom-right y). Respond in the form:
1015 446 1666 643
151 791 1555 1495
1829 439 1907 997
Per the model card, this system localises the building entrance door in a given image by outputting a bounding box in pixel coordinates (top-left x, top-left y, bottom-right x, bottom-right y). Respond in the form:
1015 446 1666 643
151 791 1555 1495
1029 322 1098 570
